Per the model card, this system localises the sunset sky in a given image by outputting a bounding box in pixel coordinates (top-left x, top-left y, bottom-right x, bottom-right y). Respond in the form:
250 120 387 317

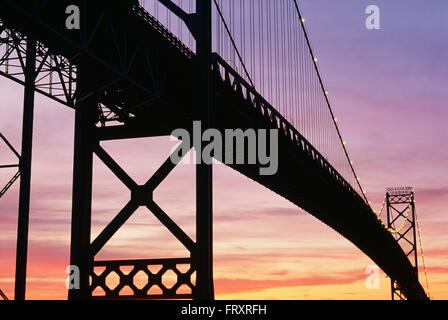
1 0 447 300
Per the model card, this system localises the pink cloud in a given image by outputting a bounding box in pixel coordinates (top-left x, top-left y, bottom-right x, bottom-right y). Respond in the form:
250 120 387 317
215 271 366 295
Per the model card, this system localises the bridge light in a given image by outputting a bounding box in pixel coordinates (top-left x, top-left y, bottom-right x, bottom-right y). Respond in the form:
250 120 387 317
313 57 318 62
325 91 329 95
334 118 339 123
343 141 346 145
301 18 306 23
350 161 354 165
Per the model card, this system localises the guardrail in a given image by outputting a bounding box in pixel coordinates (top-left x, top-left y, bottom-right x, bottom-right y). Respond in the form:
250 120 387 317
131 3 194 59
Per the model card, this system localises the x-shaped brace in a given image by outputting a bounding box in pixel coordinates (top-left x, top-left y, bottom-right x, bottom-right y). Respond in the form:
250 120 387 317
0 132 21 199
90 143 195 257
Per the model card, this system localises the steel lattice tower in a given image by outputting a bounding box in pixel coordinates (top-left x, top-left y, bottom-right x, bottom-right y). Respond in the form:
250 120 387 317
386 188 418 300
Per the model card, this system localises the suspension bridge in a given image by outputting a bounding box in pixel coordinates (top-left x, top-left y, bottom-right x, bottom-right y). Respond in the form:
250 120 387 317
0 0 429 300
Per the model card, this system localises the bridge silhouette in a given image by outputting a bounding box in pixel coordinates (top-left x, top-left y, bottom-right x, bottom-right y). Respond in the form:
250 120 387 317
0 0 428 300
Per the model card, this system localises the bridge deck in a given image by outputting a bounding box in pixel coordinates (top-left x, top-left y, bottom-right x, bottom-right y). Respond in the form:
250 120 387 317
0 0 427 299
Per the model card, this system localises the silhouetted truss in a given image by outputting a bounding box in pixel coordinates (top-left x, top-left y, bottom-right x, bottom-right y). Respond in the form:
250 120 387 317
0 19 77 107
0 133 20 198
0 20 129 126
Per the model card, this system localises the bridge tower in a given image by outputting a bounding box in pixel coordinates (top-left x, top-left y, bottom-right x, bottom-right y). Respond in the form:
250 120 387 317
386 188 418 300
68 0 214 300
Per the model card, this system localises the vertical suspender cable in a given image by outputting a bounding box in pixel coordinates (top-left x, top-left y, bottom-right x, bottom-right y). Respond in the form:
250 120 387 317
293 0 368 201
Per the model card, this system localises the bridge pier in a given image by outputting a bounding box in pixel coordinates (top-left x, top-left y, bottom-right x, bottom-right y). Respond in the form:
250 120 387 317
194 0 214 300
68 68 96 300
14 35 36 301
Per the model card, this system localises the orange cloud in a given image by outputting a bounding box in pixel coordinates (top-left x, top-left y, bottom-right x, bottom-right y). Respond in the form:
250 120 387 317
215 271 366 295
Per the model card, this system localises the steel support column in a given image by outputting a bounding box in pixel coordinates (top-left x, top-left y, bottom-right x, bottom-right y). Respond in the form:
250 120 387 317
68 67 97 300
194 0 214 300
386 193 393 300
14 35 36 301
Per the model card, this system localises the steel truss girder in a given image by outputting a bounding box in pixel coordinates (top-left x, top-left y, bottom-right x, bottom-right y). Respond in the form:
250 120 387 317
213 54 365 203
0 18 130 125
0 19 76 107
0 0 194 126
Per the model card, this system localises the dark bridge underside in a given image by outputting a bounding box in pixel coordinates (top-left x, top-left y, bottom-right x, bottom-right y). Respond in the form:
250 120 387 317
0 0 427 299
